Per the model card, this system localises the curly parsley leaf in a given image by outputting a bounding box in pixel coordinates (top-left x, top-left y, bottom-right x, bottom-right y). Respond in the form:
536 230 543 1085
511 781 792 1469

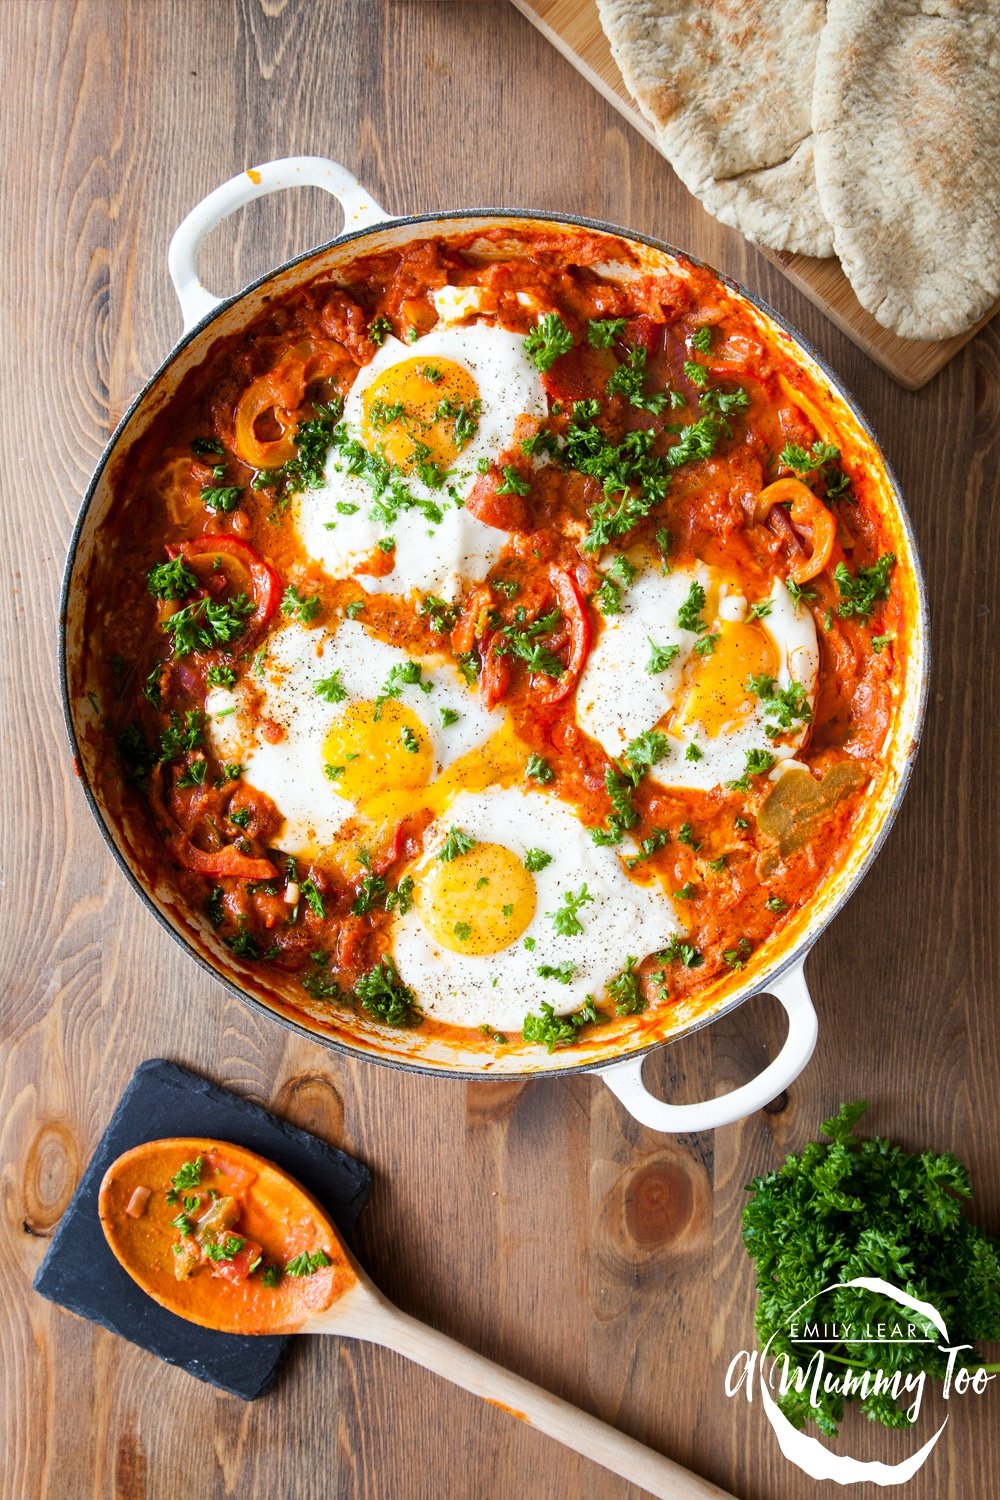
834 553 896 621
743 1101 1000 1436
147 557 197 601
524 313 574 372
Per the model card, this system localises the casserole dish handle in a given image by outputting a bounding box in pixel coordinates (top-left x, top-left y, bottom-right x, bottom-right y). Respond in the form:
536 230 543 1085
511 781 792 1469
595 959 817 1132
168 156 392 332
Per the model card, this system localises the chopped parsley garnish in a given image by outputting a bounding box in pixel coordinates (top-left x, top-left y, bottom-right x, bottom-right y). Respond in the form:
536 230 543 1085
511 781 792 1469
690 325 713 353
368 315 391 346
778 439 841 475
226 928 259 961
693 632 718 657
677 822 700 849
683 359 709 388
595 578 623 615
354 957 422 1027
497 465 530 496
522 997 604 1051
439 705 460 727
204 1235 246 1263
524 312 574 372
375 659 426 716
524 848 552 872
192 436 224 457
673 882 697 901
726 748 776 792
207 663 237 688
351 874 387 916
746 675 813 736
625 828 670 868
281 584 320 623
871 633 893 653
606 344 669 414
369 399 406 430
456 651 479 685
537 961 575 984
438 826 475 862
623 728 671 782
766 895 788 913
748 599 773 620
546 884 594 937
435 397 481 446
142 664 162 707
660 935 703 969
260 1264 282 1288
453 922 473 942
698 385 750 419
496 607 564 679
170 1157 203 1192
786 578 817 608
400 724 420 754
345 600 366 619
646 638 681 674
300 877 325 918
386 876 414 915
205 886 224 928
608 956 645 1015
159 709 205 762
587 317 626 348
834 553 896 621
420 595 458 634
162 593 253 656
200 485 243 514
677 580 707 633
147 557 197 600
526 753 554 784
684 742 703 763
589 766 638 847
176 759 207 789
723 937 753 970
315 671 348 703
285 1249 332 1277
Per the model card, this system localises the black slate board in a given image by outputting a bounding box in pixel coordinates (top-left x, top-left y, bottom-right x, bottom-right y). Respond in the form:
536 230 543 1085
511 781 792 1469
33 1058 372 1400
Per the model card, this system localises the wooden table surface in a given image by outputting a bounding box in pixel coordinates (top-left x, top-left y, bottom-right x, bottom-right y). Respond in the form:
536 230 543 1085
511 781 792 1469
2 3 997 1497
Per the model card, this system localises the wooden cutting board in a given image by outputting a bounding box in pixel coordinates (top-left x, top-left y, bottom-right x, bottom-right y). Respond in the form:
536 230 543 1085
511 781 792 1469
511 0 996 389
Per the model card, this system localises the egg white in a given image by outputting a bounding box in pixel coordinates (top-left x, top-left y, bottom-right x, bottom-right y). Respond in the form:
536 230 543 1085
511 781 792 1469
577 563 819 794
391 786 681 1033
296 325 547 601
205 618 501 857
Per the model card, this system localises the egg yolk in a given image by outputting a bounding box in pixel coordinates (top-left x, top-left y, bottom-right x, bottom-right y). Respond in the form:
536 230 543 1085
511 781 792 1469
416 841 536 956
361 357 480 474
322 699 433 806
675 619 779 737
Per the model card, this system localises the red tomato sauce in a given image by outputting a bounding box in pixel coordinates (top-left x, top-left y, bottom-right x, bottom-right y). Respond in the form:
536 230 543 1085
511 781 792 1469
86 229 907 1051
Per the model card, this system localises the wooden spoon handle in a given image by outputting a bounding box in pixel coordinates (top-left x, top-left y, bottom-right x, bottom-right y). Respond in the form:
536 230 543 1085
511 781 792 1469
330 1290 737 1500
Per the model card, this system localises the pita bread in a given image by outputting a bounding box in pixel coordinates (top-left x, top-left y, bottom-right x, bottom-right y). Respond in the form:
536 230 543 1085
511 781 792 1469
813 0 1000 340
597 0 834 257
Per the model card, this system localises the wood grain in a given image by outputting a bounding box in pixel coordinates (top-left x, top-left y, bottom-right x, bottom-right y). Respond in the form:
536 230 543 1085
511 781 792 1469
510 0 1000 390
0 1 997 1497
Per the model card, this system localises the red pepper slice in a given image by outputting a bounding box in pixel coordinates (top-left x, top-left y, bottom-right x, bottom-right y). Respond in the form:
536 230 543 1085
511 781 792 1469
169 836 277 883
532 565 591 706
174 534 282 629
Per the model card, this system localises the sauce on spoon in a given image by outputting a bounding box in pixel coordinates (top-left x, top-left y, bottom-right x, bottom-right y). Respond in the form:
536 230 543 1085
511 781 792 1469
99 1138 353 1335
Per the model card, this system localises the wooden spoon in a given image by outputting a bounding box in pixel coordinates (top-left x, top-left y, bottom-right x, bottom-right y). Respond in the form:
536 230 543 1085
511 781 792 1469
100 1138 736 1500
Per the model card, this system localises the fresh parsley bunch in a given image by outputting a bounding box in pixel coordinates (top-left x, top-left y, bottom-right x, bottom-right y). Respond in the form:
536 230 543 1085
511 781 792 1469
743 1102 1000 1434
